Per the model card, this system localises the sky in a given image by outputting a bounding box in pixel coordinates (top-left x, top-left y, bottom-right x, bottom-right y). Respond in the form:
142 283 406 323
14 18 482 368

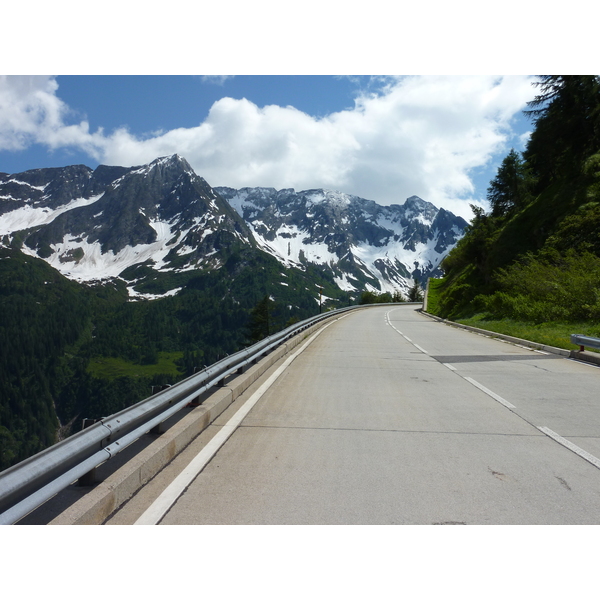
2 2 596 222
0 74 536 221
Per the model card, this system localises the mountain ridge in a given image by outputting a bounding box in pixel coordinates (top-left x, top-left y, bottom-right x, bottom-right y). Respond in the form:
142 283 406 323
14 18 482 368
216 185 467 294
0 154 467 299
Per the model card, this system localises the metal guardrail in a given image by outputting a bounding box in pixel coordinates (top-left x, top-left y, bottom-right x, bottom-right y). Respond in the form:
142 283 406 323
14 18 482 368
0 304 367 525
0 301 421 524
570 334 600 352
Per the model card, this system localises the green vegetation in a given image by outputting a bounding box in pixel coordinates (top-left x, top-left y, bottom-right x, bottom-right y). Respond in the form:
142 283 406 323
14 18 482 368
0 248 89 469
0 243 354 471
430 76 600 339
451 316 600 354
87 352 185 379
357 283 421 305
424 277 446 316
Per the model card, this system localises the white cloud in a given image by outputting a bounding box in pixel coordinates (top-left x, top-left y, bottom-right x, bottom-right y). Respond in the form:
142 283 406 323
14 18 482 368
0 76 63 151
0 75 534 220
0 75 105 158
519 130 533 148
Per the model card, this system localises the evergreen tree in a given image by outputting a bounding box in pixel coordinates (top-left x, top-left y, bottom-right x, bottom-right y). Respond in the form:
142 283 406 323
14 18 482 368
247 295 272 343
408 279 424 302
487 149 531 217
358 291 378 304
524 75 600 187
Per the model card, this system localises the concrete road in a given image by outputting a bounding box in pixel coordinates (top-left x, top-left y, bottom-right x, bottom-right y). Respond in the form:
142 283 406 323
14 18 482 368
109 305 600 525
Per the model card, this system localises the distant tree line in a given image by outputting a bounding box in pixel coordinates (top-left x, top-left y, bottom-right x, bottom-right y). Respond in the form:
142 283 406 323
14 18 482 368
358 280 423 305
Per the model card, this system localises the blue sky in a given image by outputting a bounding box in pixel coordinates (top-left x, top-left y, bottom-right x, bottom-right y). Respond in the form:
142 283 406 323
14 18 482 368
2 3 594 222
0 75 537 221
0 75 369 171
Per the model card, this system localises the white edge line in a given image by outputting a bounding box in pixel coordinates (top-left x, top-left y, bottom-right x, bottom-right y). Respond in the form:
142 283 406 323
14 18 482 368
464 377 516 409
538 426 600 470
134 318 338 525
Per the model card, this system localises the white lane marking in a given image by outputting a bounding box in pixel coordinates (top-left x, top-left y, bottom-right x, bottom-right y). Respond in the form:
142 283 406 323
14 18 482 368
135 319 340 525
464 377 516 409
538 427 600 470
385 311 425 352
388 310 516 406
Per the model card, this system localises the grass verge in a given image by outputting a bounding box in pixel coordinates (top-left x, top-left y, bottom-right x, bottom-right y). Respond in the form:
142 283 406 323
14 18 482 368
426 277 600 353
454 316 600 354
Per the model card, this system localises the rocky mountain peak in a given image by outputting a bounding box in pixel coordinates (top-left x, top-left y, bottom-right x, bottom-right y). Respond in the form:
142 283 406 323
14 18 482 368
0 157 253 291
216 186 468 294
0 156 467 299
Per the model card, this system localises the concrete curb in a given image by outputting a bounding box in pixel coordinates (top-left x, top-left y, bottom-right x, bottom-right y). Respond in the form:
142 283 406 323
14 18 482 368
420 309 600 366
569 350 600 366
49 318 331 525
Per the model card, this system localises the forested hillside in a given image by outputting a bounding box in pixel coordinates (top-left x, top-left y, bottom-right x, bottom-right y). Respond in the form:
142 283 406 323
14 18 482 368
431 76 600 323
0 244 350 471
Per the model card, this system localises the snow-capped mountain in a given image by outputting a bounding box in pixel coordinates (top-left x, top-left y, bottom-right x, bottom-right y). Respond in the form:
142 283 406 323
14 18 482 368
216 186 467 294
0 155 252 298
0 155 467 299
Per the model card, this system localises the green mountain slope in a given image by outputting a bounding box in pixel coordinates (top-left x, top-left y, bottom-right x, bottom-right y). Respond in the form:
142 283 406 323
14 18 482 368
431 76 600 322
0 245 351 471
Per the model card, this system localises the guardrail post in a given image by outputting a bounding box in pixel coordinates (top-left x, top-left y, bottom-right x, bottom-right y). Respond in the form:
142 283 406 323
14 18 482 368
78 418 98 486
78 469 97 486
150 385 173 433
151 421 166 435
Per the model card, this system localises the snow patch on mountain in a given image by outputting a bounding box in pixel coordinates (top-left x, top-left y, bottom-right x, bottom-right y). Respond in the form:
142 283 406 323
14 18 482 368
0 157 468 300
126 286 183 301
334 273 360 292
251 221 339 268
21 218 175 281
4 179 50 192
0 194 104 236
217 186 468 294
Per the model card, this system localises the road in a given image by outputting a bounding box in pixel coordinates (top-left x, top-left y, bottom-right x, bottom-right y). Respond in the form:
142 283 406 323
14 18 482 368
107 305 600 524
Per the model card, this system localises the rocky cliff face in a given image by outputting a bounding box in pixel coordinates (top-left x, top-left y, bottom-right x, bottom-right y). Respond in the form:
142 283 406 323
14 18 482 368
216 187 468 294
1 156 253 292
0 155 467 298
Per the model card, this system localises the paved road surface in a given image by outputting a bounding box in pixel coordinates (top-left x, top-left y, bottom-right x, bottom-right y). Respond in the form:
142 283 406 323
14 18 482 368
108 305 600 525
